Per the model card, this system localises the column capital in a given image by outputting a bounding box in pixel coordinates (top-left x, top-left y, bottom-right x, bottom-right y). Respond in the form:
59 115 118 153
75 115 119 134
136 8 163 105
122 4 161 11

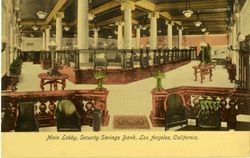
135 25 142 29
177 27 184 31
54 12 64 19
45 25 51 30
148 12 160 19
121 1 135 11
116 21 124 26
165 20 174 25
92 27 100 32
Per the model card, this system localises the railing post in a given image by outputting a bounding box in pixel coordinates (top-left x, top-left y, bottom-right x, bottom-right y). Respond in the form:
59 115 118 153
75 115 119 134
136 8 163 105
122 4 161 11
163 49 166 64
104 51 107 70
139 49 143 68
146 48 150 66
131 49 134 68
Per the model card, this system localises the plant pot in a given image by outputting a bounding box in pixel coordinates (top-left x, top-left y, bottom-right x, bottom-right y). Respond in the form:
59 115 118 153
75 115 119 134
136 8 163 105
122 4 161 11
197 110 221 129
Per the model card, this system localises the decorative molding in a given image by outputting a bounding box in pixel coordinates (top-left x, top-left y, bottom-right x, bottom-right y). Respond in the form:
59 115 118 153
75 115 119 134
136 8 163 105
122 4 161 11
54 12 65 19
121 1 135 11
148 12 159 19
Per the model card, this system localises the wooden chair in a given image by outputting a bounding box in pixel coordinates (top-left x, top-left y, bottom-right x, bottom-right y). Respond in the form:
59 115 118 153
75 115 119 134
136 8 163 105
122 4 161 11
164 93 188 130
15 102 39 132
55 100 81 132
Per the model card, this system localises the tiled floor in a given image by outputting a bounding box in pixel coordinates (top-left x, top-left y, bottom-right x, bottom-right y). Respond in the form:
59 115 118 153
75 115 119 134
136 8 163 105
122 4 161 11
15 61 242 131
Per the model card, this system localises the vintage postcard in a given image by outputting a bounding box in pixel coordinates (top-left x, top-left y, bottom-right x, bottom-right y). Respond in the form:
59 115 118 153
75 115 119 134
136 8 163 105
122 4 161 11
1 0 250 157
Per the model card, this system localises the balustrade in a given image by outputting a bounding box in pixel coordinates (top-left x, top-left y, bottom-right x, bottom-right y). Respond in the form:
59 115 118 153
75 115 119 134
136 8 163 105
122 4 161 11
1 89 109 131
150 86 250 130
24 48 193 70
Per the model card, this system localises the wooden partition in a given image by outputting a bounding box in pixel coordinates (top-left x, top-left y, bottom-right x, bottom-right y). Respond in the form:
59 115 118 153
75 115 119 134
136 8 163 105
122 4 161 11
1 89 109 132
150 86 250 130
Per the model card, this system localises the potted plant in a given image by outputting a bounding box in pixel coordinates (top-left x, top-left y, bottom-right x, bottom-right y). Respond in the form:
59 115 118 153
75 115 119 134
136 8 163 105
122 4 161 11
94 71 106 90
197 99 221 129
153 70 165 91
10 57 23 76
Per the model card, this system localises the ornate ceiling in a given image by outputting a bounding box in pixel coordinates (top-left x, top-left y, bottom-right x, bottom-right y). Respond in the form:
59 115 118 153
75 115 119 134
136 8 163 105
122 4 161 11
17 0 246 38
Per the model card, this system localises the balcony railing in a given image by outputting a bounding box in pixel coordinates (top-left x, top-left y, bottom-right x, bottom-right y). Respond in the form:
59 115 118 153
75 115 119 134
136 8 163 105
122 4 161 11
1 89 109 132
22 48 195 70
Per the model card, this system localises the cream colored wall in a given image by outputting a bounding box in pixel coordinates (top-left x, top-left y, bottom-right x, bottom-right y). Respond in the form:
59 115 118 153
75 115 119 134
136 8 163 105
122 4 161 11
241 0 250 34
21 38 43 51
21 37 117 51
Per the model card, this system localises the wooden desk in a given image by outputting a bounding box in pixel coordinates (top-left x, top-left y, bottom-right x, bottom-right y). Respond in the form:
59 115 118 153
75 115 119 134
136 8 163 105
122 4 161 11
193 64 215 83
38 73 68 91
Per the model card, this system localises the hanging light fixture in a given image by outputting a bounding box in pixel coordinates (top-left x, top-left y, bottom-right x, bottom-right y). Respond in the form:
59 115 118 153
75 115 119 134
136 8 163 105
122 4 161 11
88 13 95 21
183 0 193 18
32 16 39 31
88 0 95 21
32 25 39 31
64 25 70 31
37 0 47 19
234 0 240 17
201 27 206 32
194 10 202 27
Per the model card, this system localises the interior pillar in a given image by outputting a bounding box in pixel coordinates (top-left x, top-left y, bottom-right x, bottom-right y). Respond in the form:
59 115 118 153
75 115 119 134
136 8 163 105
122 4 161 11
77 0 89 63
178 27 183 49
55 12 64 50
136 26 141 49
42 31 46 50
116 21 124 49
45 25 51 51
93 27 99 49
149 12 159 49
121 1 135 49
167 21 173 49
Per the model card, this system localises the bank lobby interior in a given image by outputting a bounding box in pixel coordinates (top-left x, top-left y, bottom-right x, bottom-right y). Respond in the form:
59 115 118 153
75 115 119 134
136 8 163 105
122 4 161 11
1 0 250 132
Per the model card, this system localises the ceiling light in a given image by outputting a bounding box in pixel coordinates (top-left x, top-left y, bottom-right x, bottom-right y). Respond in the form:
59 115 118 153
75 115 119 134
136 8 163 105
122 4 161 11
201 27 206 32
64 25 70 31
183 9 193 18
183 0 193 18
37 11 47 19
88 13 95 21
194 10 202 27
142 26 147 30
114 31 118 34
237 33 246 42
194 21 202 27
30 34 34 37
32 25 39 31
108 35 112 38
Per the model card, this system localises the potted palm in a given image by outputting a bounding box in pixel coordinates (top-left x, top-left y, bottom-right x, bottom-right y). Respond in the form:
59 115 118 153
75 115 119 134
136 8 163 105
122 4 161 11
197 99 221 129
153 70 165 91
10 57 23 76
94 71 106 90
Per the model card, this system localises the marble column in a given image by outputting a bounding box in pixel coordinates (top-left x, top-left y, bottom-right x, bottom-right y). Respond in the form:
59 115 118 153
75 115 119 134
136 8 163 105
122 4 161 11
93 27 99 49
148 12 159 49
45 25 51 51
136 26 141 49
78 0 89 63
178 27 183 49
121 1 135 49
116 21 124 49
42 31 46 50
10 23 14 62
5 13 11 75
167 21 173 49
54 12 64 50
